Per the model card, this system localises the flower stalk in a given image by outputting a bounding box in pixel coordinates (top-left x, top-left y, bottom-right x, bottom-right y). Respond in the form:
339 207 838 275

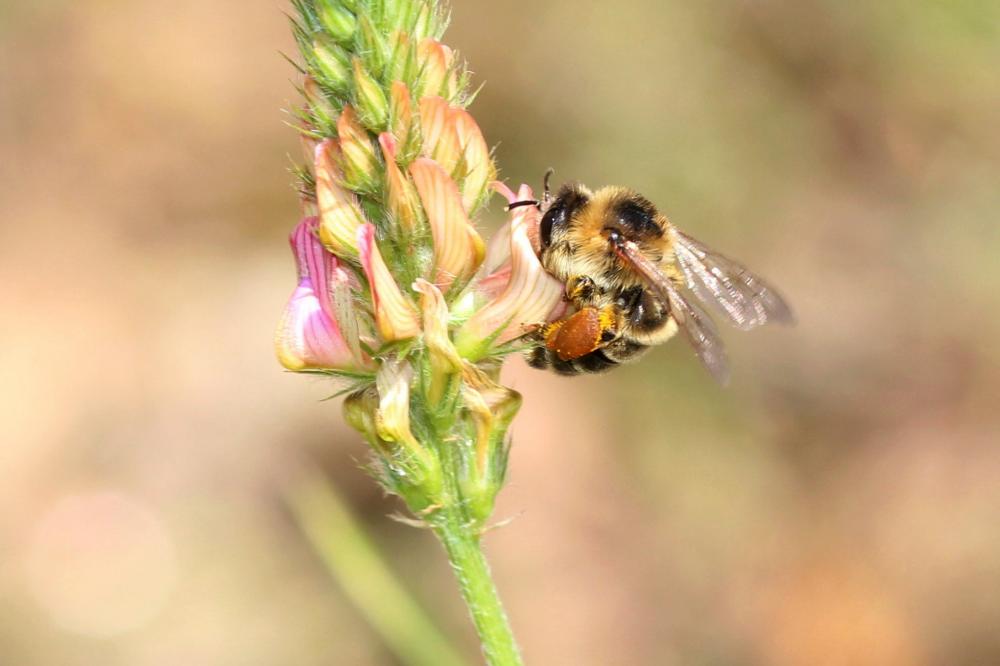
279 1 564 663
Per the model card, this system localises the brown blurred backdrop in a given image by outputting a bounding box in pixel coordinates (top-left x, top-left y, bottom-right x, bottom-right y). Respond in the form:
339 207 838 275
2 1 999 664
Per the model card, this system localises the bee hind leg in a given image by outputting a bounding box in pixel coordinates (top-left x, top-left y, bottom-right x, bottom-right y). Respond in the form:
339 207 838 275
542 305 619 362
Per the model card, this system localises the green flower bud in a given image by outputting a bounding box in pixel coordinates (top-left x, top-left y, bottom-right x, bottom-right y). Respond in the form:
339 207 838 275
413 2 436 41
460 376 522 525
352 58 390 132
343 387 387 452
356 15 388 80
317 2 357 44
388 30 420 90
312 39 351 93
337 105 381 193
381 0 407 29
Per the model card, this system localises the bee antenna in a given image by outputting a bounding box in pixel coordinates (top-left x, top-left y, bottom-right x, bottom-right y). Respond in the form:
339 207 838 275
507 199 541 211
543 168 555 205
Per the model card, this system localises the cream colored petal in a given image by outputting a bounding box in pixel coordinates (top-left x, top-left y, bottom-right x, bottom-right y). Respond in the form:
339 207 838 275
418 96 462 174
378 133 421 233
413 279 462 372
416 39 450 99
337 105 379 189
315 140 365 257
375 359 419 449
410 158 485 290
357 223 421 341
452 109 495 213
455 199 566 359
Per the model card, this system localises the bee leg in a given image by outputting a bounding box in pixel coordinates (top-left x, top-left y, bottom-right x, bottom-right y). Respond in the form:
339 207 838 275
565 275 600 307
542 305 619 361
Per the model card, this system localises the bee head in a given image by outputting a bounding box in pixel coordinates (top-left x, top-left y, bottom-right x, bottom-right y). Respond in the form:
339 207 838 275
539 183 592 251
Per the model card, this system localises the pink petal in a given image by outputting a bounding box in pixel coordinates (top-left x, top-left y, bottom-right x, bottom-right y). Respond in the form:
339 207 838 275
357 224 421 342
275 218 370 371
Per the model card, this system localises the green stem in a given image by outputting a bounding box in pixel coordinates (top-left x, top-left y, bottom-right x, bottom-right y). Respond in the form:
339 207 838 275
288 470 466 666
429 427 522 665
433 511 524 666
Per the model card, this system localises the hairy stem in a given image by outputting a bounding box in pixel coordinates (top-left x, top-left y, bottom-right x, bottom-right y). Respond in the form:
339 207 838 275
429 427 523 666
433 511 524 666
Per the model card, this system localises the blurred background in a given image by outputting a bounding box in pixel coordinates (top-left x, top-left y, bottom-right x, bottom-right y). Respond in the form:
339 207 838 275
2 0 999 664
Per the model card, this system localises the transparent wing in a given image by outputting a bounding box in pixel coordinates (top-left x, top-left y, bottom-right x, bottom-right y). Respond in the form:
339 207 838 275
672 229 794 331
612 238 730 385
663 280 731 385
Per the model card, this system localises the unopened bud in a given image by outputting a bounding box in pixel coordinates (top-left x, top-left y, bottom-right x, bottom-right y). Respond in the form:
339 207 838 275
356 14 387 80
315 140 366 257
379 133 422 233
303 76 337 132
460 372 523 523
388 30 418 88
390 82 419 162
337 105 380 192
352 58 390 132
317 1 357 44
312 39 351 93
343 387 387 452
413 2 436 41
416 39 451 99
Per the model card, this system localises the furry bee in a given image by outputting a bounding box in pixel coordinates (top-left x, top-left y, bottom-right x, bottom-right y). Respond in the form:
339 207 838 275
513 175 793 383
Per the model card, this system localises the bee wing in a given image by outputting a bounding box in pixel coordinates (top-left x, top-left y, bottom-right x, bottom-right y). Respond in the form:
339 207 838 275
672 230 794 331
663 280 731 385
613 238 731 385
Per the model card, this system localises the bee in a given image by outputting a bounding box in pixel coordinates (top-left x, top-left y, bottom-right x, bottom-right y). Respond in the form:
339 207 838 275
511 173 793 383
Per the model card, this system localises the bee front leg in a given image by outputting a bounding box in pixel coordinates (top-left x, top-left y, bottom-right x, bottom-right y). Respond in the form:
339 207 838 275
565 275 600 307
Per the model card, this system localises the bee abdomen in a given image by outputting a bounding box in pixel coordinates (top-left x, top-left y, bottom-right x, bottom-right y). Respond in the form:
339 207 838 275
527 339 649 376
